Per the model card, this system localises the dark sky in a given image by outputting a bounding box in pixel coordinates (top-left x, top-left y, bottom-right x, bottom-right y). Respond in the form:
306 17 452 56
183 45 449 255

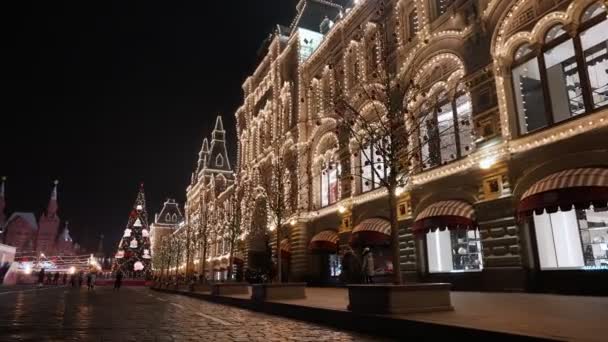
2 1 296 254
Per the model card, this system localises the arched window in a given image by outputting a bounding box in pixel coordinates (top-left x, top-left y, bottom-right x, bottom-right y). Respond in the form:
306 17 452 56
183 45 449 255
511 4 608 135
216 154 224 167
165 213 171 222
360 138 389 193
418 90 473 170
321 160 341 207
172 214 177 222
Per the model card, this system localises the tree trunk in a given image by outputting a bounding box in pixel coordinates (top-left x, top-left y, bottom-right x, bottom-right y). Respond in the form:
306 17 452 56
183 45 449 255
201 241 208 284
276 219 282 283
227 240 235 281
388 188 403 284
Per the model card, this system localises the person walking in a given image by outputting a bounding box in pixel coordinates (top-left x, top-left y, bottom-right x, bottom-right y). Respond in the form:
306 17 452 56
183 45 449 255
86 273 92 291
62 273 68 285
37 268 45 287
89 272 96 291
361 247 375 284
78 272 84 288
114 270 123 291
53 272 59 285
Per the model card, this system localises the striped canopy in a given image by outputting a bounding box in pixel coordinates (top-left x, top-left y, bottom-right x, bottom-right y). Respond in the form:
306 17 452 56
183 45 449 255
309 230 339 253
412 200 476 234
518 168 608 216
349 218 391 247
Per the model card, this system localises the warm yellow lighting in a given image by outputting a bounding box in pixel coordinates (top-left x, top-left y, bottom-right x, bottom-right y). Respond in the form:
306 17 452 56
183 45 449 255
69 266 76 275
290 219 297 226
338 205 346 214
479 157 496 170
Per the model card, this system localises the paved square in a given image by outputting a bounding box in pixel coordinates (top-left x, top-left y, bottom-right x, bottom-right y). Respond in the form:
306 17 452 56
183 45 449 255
0 286 390 341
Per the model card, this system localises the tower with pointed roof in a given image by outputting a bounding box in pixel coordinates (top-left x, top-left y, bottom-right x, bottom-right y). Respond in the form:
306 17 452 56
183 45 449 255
36 180 61 255
113 184 152 276
55 221 75 256
150 198 184 268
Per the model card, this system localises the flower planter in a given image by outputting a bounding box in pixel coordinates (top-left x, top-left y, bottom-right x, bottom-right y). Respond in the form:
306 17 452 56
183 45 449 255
251 283 307 301
347 283 453 314
211 283 249 296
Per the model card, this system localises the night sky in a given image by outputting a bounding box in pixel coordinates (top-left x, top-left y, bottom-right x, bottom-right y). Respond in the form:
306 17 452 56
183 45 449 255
2 1 296 254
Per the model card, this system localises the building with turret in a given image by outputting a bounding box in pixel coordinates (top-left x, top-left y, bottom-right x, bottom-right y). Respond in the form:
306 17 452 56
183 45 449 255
150 198 183 261
1 179 76 256
231 0 608 295
158 116 238 281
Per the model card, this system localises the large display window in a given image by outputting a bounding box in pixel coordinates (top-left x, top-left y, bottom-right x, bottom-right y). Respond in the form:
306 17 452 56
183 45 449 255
321 161 340 207
511 3 608 135
426 229 483 273
533 207 608 270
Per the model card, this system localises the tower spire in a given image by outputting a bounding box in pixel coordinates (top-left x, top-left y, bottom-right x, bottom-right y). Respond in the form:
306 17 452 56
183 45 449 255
212 116 225 141
47 180 59 217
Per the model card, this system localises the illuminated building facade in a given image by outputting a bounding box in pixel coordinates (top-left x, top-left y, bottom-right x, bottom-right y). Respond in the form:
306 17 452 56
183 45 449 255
232 0 608 294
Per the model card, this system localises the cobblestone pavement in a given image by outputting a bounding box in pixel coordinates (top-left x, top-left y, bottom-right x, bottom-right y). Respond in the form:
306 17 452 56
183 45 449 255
0 286 392 342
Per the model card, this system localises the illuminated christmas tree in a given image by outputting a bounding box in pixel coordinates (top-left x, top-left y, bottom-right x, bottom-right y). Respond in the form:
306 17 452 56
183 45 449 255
113 184 152 277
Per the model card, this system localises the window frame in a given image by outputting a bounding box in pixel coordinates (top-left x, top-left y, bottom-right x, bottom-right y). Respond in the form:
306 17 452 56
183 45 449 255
320 160 341 208
510 13 608 137
424 228 484 274
360 139 389 193
417 90 473 170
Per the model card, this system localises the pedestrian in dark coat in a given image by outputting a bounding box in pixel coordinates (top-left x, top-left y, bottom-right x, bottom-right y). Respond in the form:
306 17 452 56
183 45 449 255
114 270 123 290
37 268 45 286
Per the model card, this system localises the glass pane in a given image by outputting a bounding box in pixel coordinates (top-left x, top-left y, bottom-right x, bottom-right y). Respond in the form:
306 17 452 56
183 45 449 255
321 170 329 207
578 208 608 270
437 100 457 164
420 110 440 169
582 2 606 23
328 167 339 205
545 25 567 44
455 94 474 157
512 57 549 133
373 143 385 188
426 229 453 273
544 38 585 120
534 211 585 270
450 229 483 272
361 145 373 193
514 44 533 62
581 19 608 109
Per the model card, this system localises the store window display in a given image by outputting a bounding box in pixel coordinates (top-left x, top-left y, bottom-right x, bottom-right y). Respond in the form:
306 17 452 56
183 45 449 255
426 229 483 273
533 207 608 270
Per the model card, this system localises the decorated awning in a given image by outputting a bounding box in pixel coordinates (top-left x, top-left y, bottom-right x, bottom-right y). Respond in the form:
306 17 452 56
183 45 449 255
518 168 608 217
349 218 391 247
412 200 476 234
280 238 291 258
309 230 339 253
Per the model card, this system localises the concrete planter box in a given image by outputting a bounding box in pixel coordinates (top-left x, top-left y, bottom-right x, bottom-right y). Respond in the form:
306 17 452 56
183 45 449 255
211 283 249 296
190 283 211 293
347 283 453 314
251 283 307 301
